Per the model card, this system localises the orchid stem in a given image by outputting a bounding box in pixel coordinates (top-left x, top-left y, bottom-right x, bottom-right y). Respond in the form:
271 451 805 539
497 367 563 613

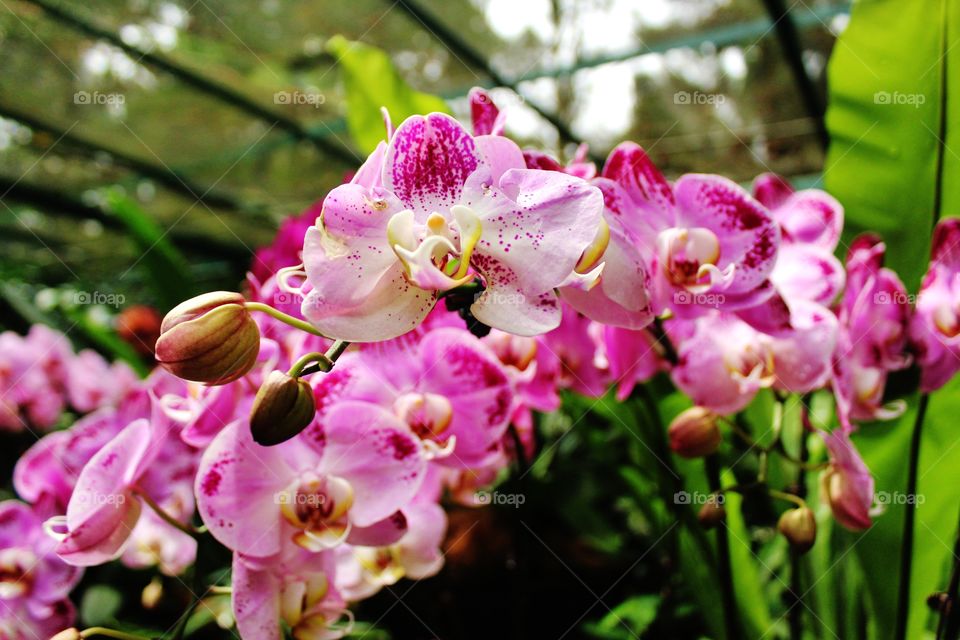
80 628 151 640
244 302 328 338
293 340 350 377
705 455 741 640
896 393 930 640
131 487 204 538
788 402 812 640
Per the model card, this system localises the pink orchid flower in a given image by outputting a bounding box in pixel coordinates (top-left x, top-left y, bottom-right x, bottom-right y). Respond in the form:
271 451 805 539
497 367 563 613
910 218 960 392
0 501 82 639
308 328 514 469
483 329 561 430
670 303 837 414
334 474 446 601
53 398 199 567
299 111 604 340
820 430 875 530
233 546 352 640
833 235 911 428
599 325 665 401
197 401 423 558
588 143 780 320
753 174 845 306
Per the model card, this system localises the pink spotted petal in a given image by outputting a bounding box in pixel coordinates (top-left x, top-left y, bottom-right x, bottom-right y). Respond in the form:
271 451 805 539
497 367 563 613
347 511 408 546
351 141 387 189
602 326 662 401
301 264 437 341
469 87 505 136
196 420 315 558
771 301 838 393
673 174 780 293
931 218 960 269
233 552 282 640
321 402 425 527
775 190 844 250
751 172 794 210
601 142 675 231
398 501 446 579
561 234 655 330
474 134 526 184
301 184 402 307
419 329 513 467
735 292 793 336
384 113 481 215
772 244 845 305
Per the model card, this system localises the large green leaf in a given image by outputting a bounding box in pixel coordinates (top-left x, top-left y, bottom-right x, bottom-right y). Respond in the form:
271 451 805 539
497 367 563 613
825 0 957 289
825 1 960 637
327 35 451 155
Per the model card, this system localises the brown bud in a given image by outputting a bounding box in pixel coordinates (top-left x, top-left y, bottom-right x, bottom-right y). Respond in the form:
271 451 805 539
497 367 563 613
250 371 316 446
778 507 817 553
668 407 721 458
698 496 727 529
155 292 260 384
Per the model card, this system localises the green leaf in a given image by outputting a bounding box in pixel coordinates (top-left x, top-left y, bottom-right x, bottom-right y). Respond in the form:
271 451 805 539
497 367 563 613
721 470 774 638
103 187 194 312
327 35 451 154
80 584 123 627
824 1 960 636
584 594 660 639
824 0 957 289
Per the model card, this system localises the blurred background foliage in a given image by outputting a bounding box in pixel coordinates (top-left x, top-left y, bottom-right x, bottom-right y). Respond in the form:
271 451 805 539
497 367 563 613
0 0 846 328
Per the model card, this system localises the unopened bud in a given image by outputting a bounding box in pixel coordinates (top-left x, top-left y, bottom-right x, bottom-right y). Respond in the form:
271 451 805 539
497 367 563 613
698 496 726 529
155 292 260 384
142 575 163 609
778 507 817 553
250 371 316 446
50 630 82 640
668 407 721 458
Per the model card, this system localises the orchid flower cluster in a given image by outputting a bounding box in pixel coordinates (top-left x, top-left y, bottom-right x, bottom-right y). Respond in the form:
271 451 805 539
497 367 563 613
3 88 960 640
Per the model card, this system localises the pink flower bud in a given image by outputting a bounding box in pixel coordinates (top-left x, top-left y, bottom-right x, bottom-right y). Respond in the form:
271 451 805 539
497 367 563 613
250 371 316 445
668 407 721 458
820 464 873 530
777 507 817 553
155 292 260 384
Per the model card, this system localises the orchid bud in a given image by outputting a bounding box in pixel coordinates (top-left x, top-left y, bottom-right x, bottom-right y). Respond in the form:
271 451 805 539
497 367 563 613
50 630 82 640
250 371 316 446
155 292 260 385
778 507 817 553
820 464 873 531
698 496 726 529
668 407 721 458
